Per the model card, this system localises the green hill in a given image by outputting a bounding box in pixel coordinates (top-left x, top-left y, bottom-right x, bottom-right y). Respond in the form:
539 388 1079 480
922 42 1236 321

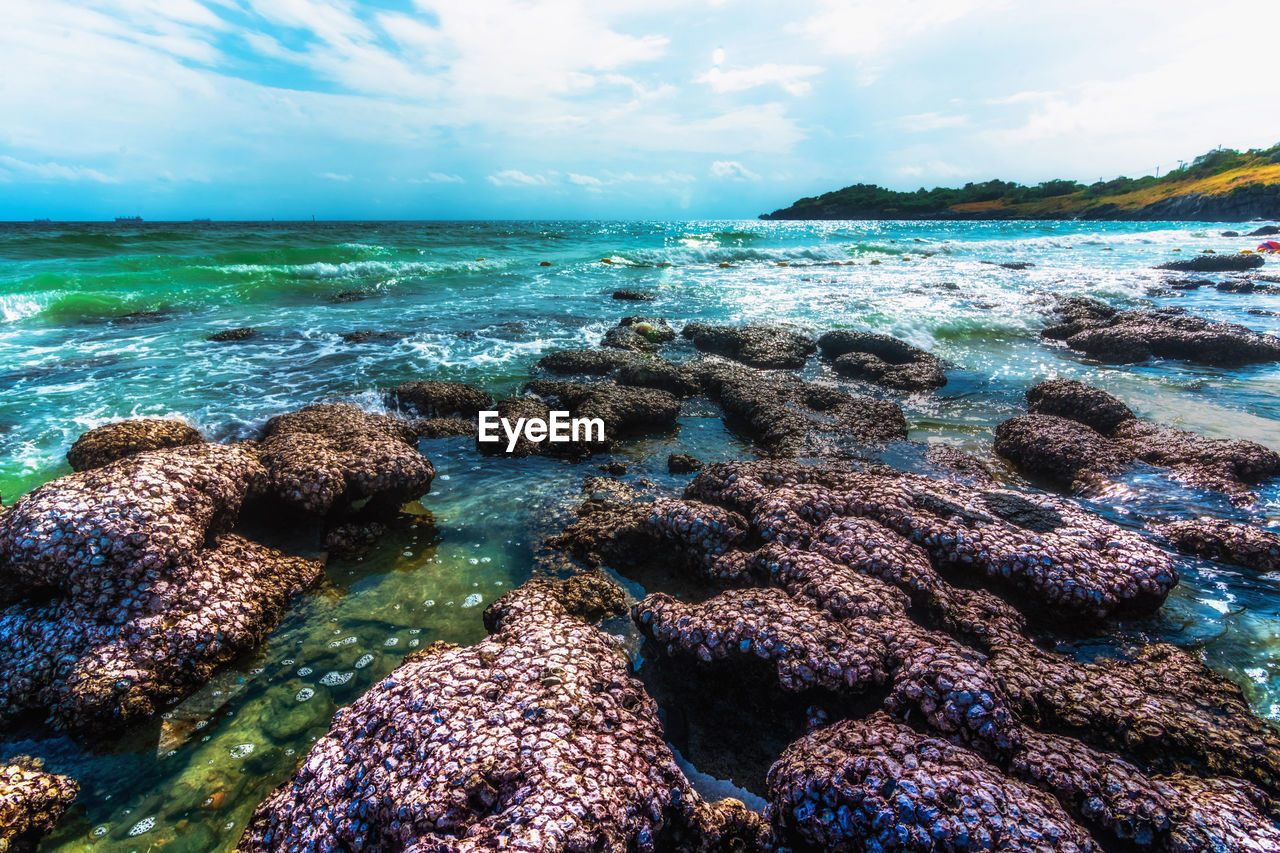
761 145 1280 222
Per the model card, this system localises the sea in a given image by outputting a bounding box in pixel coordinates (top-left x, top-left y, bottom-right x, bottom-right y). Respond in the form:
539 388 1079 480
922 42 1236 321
0 219 1278 852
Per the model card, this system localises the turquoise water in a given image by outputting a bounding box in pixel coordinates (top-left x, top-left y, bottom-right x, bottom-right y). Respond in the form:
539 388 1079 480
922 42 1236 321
1 220 1278 852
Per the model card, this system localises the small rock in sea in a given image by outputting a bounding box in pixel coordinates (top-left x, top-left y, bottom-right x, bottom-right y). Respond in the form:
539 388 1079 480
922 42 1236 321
386 380 493 419
1248 224 1280 237
612 288 655 301
207 327 255 342
667 453 703 474
340 330 400 344
67 418 205 471
539 260 552 266
817 330 948 391
1156 253 1264 272
0 759 79 852
1222 230 1241 237
681 322 817 369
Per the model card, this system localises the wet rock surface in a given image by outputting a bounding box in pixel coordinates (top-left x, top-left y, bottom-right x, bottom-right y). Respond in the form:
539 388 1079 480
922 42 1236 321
0 757 79 853
687 358 907 456
768 715 1102 853
237 575 768 853
551 457 1280 849
259 403 435 515
1155 517 1280 572
818 330 948 391
523 380 681 452
1041 298 1280 365
1156 253 1265 272
387 380 494 419
206 327 256 342
66 418 205 472
996 379 1280 502
0 444 324 730
601 316 677 353
681 323 817 369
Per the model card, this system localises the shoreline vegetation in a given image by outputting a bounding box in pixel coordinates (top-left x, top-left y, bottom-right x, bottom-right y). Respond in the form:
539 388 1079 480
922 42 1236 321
762 144 1280 222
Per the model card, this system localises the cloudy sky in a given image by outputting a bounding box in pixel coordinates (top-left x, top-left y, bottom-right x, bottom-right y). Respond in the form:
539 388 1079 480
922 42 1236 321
1 0 1275 220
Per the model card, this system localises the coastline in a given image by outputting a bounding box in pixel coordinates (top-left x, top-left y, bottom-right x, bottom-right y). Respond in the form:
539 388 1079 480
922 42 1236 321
1 219 1279 852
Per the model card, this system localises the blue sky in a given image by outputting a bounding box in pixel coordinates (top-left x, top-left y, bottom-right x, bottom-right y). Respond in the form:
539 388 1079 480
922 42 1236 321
0 0 1275 220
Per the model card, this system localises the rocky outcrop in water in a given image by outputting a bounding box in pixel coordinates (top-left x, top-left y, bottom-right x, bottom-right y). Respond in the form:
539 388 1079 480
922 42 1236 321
681 323 816 369
550 457 1280 850
601 316 676 353
818 330 948 391
1041 298 1280 365
0 758 78 853
66 418 205 471
1155 518 1280 572
258 403 435 515
1156 253 1265 273
387 380 494 419
237 575 769 853
523 380 681 453
995 379 1280 503
686 358 907 456
0 444 323 730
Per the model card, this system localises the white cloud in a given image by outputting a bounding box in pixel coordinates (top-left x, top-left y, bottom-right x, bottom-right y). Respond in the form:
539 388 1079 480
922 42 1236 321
319 171 353 181
888 112 970 132
487 169 550 187
698 63 823 97
793 0 1007 57
409 172 465 183
0 155 118 183
568 173 603 186
710 160 759 181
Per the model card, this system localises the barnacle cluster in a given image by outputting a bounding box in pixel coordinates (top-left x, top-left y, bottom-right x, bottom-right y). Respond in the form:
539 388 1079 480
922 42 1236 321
996 379 1280 503
0 757 79 853
237 575 768 853
0 444 324 730
258 403 436 515
549 458 1279 850
817 329 948 391
1040 296 1280 365
680 322 817 369
65 417 205 472
1155 517 1280 572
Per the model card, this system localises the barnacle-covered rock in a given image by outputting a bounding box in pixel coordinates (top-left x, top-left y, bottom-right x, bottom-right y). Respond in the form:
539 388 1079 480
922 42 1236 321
1041 296 1116 341
237 576 768 853
259 403 434 515
767 714 1100 853
0 758 78 853
412 416 477 438
66 418 205 471
988 641 1280 795
687 462 1177 620
1025 379 1135 433
602 316 676 352
994 414 1134 486
818 330 948 391
0 445 323 730
669 453 704 474
681 323 817 369
386 380 493 418
1155 518 1280 572
1010 729 1280 852
997 380 1280 502
536 348 646 376
523 380 681 453
686 358 907 456
1042 302 1280 366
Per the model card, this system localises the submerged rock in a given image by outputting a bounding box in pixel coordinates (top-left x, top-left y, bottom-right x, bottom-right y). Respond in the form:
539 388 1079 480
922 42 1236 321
818 330 948 391
996 379 1280 502
1155 517 1280 572
668 453 704 474
66 418 205 472
0 758 78 853
237 576 768 853
681 323 817 369
612 287 655 301
206 327 256 342
0 444 323 729
1041 299 1280 365
386 380 493 419
259 403 435 515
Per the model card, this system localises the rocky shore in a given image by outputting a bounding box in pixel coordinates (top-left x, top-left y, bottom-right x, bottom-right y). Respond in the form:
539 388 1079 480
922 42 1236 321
2 286 1279 851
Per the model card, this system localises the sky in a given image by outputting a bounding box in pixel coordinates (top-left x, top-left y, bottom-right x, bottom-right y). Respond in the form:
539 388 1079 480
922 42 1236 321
0 0 1276 220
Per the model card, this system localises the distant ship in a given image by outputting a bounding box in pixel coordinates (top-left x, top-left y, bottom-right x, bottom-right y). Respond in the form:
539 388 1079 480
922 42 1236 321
115 216 143 222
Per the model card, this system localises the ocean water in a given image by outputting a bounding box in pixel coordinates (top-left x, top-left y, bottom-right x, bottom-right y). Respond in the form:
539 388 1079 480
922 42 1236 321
0 219 1278 852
